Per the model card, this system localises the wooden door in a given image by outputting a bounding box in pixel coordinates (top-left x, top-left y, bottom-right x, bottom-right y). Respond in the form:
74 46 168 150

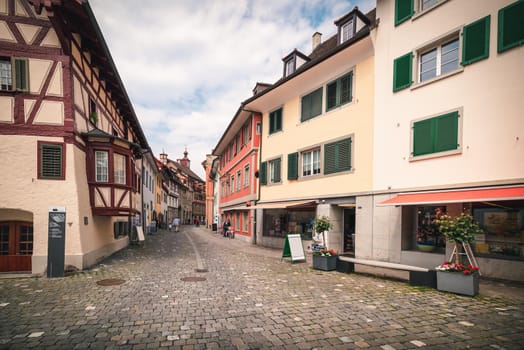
0 222 33 272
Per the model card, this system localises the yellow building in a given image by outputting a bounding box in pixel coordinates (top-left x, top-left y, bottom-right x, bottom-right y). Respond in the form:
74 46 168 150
243 7 376 252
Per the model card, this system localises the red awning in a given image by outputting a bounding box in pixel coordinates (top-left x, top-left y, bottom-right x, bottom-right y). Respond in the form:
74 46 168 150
378 186 524 206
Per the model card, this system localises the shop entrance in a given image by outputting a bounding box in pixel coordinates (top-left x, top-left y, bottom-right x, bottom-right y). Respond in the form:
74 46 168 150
343 208 355 254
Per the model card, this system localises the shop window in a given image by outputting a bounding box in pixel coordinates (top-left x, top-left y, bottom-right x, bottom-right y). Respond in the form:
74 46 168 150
415 206 447 252
473 203 524 259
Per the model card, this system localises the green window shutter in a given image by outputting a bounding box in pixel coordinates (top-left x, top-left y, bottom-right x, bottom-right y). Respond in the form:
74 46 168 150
269 113 275 134
337 138 352 172
269 108 282 134
275 109 282 131
301 88 322 122
395 0 414 26
287 152 298 180
413 119 433 156
326 81 337 111
340 72 352 105
324 138 351 175
462 15 490 66
393 52 413 92
14 58 28 91
259 161 267 185
498 0 524 53
324 142 336 175
434 111 459 153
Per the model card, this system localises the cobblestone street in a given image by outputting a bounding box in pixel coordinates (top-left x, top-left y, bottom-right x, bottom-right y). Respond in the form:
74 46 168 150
1 226 523 350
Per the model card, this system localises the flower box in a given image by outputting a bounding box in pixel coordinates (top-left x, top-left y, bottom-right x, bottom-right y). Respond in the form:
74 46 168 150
312 254 337 271
436 271 479 296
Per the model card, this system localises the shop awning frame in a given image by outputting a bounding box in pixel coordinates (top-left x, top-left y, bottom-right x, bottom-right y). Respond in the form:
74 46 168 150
378 186 524 206
249 200 318 210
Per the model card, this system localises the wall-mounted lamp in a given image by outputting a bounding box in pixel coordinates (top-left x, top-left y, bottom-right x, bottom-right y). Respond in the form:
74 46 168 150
84 216 88 225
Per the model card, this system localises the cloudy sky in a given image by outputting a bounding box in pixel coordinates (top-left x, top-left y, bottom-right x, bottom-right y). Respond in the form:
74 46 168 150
89 0 375 179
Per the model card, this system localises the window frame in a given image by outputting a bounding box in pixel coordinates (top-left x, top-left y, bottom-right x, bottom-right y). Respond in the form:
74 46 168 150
95 150 109 182
243 164 250 188
410 108 462 160
38 141 65 180
269 108 283 135
236 170 241 191
326 70 353 111
0 57 29 92
301 148 321 178
301 87 323 122
114 153 127 185
268 157 282 185
418 36 460 83
340 19 355 44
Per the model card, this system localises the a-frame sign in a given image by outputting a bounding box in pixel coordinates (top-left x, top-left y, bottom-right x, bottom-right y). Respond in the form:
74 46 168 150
282 234 306 262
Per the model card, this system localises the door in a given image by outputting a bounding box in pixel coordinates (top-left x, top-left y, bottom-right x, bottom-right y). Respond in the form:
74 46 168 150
0 222 33 272
343 209 355 254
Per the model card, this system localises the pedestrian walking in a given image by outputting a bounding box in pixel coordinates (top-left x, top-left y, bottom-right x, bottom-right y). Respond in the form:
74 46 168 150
173 217 180 232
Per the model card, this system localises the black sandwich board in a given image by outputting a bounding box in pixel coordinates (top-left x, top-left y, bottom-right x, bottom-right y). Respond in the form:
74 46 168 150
282 234 306 262
47 206 66 278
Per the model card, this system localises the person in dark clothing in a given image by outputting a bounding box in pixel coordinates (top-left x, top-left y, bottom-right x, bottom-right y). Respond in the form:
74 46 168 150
222 219 231 237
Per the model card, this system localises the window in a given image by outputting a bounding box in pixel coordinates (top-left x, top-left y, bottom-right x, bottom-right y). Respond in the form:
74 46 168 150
301 87 323 122
0 57 28 91
498 1 524 53
235 213 240 230
243 212 248 232
285 58 295 77
95 151 108 182
269 108 282 134
230 175 235 193
419 38 459 82
236 170 241 191
268 158 281 184
260 161 267 185
326 71 353 111
39 142 64 180
256 122 261 135
243 122 250 146
413 206 446 252
114 153 126 184
302 149 321 177
89 97 97 124
324 138 351 175
340 20 354 43
412 110 460 157
243 165 250 188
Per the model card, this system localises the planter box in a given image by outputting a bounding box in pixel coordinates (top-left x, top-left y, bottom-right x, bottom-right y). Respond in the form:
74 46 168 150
313 255 337 271
437 271 479 296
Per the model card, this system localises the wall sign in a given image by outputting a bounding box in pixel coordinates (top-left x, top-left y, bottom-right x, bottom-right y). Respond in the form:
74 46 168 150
47 206 66 278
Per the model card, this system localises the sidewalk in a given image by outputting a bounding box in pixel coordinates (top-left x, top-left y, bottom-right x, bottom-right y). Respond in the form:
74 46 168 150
191 225 524 302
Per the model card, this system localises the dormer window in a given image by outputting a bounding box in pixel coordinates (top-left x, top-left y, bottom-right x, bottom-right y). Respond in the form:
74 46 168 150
340 19 355 43
282 50 310 78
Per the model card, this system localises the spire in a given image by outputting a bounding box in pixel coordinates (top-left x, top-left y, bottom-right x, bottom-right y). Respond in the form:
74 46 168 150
179 147 190 168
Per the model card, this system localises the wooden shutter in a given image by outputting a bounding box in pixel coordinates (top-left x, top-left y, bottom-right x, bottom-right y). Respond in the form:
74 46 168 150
462 16 490 66
275 109 282 132
259 161 267 185
40 144 63 179
395 0 413 26
287 152 298 180
498 1 524 53
434 111 459 153
413 119 433 156
14 58 28 92
301 88 322 121
269 112 275 134
326 81 337 111
340 72 352 105
274 158 281 183
393 52 413 92
324 142 336 175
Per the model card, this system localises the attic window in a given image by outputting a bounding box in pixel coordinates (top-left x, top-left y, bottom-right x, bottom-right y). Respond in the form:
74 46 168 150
340 19 355 43
285 57 295 77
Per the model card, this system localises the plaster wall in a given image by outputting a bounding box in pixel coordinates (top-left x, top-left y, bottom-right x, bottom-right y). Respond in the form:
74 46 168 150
373 0 524 191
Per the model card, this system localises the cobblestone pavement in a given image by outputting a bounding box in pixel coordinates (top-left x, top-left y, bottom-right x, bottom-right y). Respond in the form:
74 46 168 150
1 226 523 350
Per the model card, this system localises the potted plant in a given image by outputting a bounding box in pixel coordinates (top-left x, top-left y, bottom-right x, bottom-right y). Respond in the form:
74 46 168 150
434 213 483 296
311 216 337 271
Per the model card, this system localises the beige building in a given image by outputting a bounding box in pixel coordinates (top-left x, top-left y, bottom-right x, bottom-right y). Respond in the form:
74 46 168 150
0 0 149 273
243 7 376 251
367 0 524 281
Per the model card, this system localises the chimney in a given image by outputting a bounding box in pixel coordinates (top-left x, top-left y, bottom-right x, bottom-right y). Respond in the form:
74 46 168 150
312 32 322 51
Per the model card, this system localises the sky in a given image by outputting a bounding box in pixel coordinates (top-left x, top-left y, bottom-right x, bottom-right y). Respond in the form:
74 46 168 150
89 0 375 179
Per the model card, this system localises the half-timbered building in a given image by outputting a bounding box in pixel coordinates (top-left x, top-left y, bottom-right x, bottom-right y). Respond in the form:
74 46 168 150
0 0 149 273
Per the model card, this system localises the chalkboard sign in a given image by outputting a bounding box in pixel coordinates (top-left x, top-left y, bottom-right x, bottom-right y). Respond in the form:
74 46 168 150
136 226 145 241
47 207 66 278
282 234 305 262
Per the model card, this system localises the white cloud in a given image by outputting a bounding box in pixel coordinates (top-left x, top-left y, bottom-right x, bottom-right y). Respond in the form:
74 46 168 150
89 0 375 178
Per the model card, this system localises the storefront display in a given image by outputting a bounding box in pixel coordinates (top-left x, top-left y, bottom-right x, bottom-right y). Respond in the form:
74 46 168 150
263 209 315 240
